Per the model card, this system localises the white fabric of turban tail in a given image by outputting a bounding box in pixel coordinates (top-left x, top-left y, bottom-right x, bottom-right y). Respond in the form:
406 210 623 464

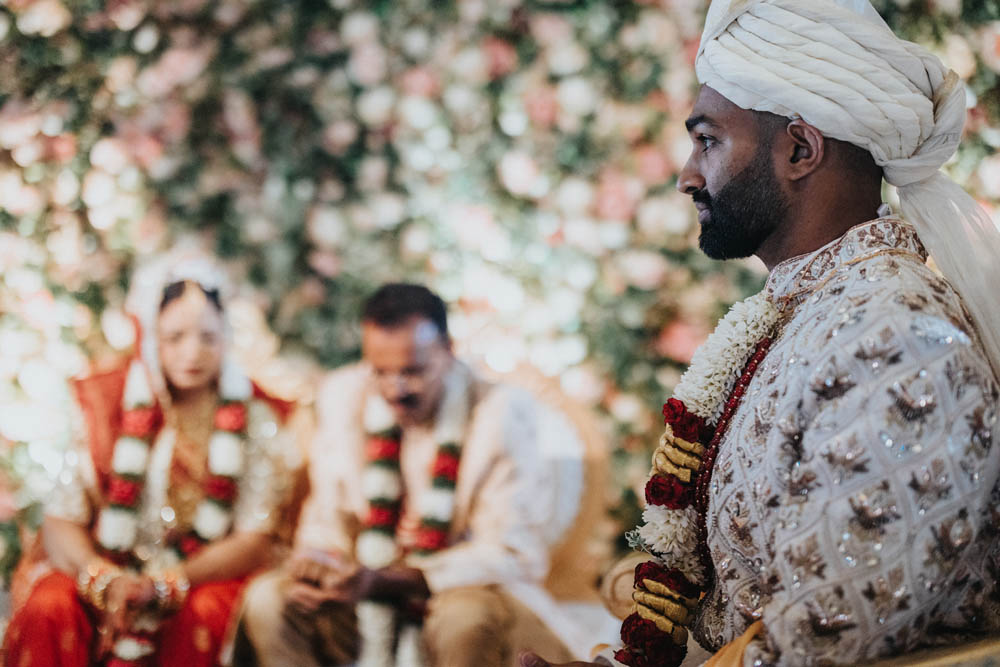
695 0 1000 381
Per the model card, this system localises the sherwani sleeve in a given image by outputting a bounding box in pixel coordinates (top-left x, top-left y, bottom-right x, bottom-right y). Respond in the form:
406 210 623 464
411 389 560 593
745 311 1000 666
293 369 362 555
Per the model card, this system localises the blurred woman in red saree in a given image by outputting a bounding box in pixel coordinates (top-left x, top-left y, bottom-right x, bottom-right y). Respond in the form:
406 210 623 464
3 253 295 667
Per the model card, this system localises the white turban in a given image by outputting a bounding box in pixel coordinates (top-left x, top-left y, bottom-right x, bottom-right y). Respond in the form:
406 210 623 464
696 0 1000 380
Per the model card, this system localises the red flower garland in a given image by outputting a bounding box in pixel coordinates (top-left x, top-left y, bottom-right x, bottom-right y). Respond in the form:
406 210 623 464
120 407 161 438
431 451 460 482
366 505 399 529
360 434 463 557
644 474 692 509
661 398 705 442
167 398 249 560
618 338 774 667
366 436 402 462
108 477 143 507
205 476 238 504
413 527 450 552
213 402 247 431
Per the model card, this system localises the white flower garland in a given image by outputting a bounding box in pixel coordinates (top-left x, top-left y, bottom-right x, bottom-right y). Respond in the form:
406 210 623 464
611 291 782 667
95 358 252 554
357 363 471 667
671 291 779 424
631 290 781 588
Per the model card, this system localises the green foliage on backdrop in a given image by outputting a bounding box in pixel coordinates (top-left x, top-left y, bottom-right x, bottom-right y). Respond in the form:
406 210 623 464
1 0 999 581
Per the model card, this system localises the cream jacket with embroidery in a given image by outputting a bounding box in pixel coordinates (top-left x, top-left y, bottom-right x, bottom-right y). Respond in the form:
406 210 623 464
296 360 591 653
692 219 1000 665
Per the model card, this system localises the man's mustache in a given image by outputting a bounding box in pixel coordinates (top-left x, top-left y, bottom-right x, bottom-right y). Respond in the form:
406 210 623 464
691 190 711 205
392 394 420 409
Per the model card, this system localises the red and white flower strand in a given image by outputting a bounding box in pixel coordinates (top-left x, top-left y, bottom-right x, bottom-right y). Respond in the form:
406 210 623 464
616 291 780 667
356 364 471 667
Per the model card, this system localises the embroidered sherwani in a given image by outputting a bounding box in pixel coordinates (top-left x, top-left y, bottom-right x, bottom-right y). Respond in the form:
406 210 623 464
692 219 1000 665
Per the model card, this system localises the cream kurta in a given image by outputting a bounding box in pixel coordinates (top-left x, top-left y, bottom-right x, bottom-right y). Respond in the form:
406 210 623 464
692 219 1000 665
296 360 590 654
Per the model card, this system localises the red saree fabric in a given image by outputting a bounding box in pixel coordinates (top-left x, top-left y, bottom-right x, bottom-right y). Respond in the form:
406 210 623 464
3 571 247 667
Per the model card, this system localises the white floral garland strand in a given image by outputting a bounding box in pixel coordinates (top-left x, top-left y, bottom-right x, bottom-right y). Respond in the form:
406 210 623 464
357 364 471 667
671 291 779 424
95 358 252 554
630 291 781 589
607 292 781 667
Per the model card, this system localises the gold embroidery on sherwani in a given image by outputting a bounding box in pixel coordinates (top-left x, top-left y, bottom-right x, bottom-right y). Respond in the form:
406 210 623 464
691 219 1000 663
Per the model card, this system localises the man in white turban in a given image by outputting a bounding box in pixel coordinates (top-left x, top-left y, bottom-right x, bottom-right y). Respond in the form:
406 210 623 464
522 1 1000 666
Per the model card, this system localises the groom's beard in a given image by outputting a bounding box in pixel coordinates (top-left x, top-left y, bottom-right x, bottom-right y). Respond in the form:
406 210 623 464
694 146 789 261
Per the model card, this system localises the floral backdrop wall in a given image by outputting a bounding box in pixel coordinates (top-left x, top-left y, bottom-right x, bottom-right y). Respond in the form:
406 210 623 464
1 0 999 589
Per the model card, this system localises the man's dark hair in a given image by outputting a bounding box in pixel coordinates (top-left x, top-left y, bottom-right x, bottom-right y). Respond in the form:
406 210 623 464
752 109 882 180
362 283 449 338
160 280 223 312
752 109 790 141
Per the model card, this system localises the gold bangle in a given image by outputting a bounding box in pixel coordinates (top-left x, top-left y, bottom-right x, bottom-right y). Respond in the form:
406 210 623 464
640 578 699 609
653 450 692 483
657 442 702 472
152 567 190 612
636 603 688 645
76 559 122 612
660 426 706 457
632 589 689 625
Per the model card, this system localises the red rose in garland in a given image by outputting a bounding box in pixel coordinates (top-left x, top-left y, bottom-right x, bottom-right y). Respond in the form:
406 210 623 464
661 398 704 443
366 437 402 462
205 476 238 503
644 474 692 509
620 613 661 650
214 403 247 432
431 452 460 481
634 561 700 600
414 527 449 551
108 477 142 506
120 406 160 438
179 535 204 557
366 505 399 528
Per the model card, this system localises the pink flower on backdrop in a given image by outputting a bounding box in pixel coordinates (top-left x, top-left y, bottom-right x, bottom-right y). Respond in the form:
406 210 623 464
525 86 559 128
400 66 440 97
633 144 672 186
308 250 341 278
656 320 708 364
107 0 147 31
223 89 260 140
306 28 341 57
594 169 643 221
45 134 77 163
0 101 42 150
152 100 193 144
531 13 573 44
483 37 518 79
137 45 213 98
0 482 16 522
683 38 700 66
348 43 388 87
322 120 359 155
498 151 542 198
